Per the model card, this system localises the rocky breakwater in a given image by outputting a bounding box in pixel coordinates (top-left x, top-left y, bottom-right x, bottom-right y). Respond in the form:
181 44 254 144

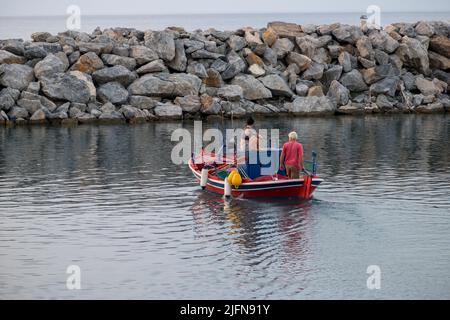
1 21 450 125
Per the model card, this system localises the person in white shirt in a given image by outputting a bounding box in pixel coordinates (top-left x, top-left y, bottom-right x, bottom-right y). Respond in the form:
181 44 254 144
240 117 259 151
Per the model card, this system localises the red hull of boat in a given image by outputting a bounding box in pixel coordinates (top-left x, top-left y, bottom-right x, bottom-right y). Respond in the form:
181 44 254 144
189 159 323 199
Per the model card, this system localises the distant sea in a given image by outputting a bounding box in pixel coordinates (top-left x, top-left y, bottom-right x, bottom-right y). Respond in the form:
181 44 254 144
0 12 449 40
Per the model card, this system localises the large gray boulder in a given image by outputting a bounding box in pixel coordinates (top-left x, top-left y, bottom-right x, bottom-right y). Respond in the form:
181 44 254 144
0 87 20 111
1 39 24 56
98 110 125 123
0 49 26 64
97 82 129 104
416 102 444 113
217 85 244 101
331 25 364 44
302 62 325 80
370 76 400 97
204 68 224 88
76 41 113 56
17 98 44 115
136 59 168 74
375 94 396 110
429 51 450 70
100 102 116 113
288 96 336 115
295 83 309 96
101 54 137 70
327 80 350 106
369 31 400 54
286 52 311 72
92 65 137 86
76 112 97 123
429 35 450 59
338 51 353 72
130 45 159 65
24 42 62 59
8 106 29 119
129 95 160 110
128 73 202 97
396 36 430 75
191 49 224 60
17 90 57 112
0 110 9 122
200 95 222 115
259 74 294 97
332 25 364 44
396 23 417 37
356 36 374 59
248 64 265 77
337 103 366 115
340 69 368 92
167 39 187 72
144 31 176 62
187 62 208 78
322 65 343 90
29 109 46 123
174 95 202 113
23 44 47 59
312 47 331 64
40 73 92 103
267 21 303 39
70 52 104 74
69 71 96 101
119 105 147 121
184 39 205 54
221 51 246 80
361 64 394 85
433 70 450 87
263 48 278 66
402 72 417 91
34 53 68 78
0 64 35 90
154 103 183 119
231 74 272 100
220 100 246 117
415 21 435 37
31 32 51 42
415 77 445 96
228 35 247 51
272 38 294 58
210 58 229 73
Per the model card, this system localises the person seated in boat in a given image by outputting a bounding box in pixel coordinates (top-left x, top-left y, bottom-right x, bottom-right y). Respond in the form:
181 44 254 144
280 131 304 179
239 117 259 152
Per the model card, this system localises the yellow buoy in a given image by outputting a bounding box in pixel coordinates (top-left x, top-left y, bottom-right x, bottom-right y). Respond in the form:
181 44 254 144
231 171 242 189
227 170 237 184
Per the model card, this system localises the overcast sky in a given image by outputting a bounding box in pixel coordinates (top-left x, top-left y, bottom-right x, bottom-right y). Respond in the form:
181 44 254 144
2 0 450 16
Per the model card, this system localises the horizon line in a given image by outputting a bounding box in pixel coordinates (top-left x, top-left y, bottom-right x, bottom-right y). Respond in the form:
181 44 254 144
1 11 450 18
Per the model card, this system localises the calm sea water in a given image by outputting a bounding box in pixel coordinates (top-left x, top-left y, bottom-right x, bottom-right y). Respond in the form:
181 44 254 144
1 12 450 40
0 114 449 299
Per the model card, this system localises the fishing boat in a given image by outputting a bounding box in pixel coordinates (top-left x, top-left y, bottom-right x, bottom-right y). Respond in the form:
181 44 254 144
188 148 323 199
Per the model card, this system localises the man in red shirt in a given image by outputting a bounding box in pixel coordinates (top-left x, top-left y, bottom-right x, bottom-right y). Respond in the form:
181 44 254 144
280 131 304 179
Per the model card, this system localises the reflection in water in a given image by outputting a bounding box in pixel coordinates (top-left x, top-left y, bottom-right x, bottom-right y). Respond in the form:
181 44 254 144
191 192 312 263
0 114 449 299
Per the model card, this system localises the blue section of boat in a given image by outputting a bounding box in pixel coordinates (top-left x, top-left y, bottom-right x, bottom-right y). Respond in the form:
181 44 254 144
242 149 286 179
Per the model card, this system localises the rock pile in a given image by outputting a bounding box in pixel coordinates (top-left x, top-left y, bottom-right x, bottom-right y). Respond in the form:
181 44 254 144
1 21 449 125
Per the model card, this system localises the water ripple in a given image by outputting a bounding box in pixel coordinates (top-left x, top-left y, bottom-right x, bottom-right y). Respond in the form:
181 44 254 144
1 115 450 299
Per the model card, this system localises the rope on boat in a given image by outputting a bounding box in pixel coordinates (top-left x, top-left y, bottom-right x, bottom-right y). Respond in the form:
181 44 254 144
238 166 250 180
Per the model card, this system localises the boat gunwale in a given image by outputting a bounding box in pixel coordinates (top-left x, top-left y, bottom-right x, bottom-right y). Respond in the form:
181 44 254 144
188 158 324 187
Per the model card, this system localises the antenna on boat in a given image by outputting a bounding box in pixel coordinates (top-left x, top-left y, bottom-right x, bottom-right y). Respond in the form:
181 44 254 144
312 151 317 176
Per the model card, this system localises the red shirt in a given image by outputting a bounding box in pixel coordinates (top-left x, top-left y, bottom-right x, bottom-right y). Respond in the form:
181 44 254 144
281 141 304 169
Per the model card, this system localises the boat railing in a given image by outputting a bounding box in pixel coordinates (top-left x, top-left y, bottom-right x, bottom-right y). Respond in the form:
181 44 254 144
192 147 319 178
